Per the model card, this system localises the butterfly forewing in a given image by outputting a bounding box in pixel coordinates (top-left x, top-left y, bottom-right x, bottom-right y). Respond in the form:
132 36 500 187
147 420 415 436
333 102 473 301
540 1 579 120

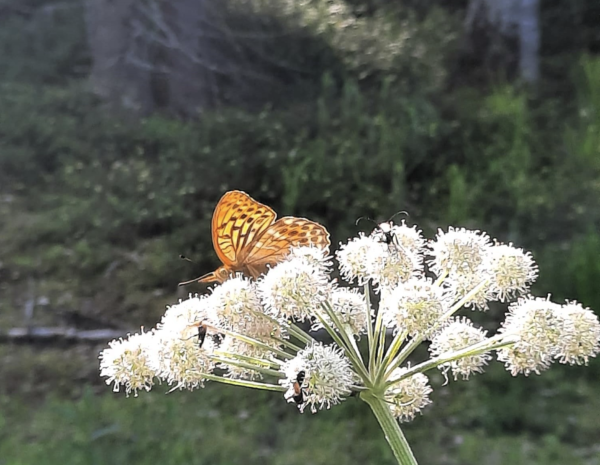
245 216 330 266
212 191 276 266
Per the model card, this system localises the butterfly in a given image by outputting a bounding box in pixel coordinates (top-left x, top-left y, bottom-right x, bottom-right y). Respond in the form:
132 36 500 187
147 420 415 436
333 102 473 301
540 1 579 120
180 190 330 285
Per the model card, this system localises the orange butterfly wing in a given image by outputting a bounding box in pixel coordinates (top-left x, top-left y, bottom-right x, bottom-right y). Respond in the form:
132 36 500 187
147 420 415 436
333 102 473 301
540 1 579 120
244 216 330 269
187 191 330 285
211 190 276 267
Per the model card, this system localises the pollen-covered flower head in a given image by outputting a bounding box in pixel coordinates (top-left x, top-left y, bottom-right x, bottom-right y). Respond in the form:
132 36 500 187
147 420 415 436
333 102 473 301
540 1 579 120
312 287 370 336
555 301 600 365
258 258 331 322
147 329 215 390
280 342 357 413
286 245 333 274
368 243 421 290
382 221 427 257
380 278 450 337
206 276 263 330
497 296 564 376
485 243 538 301
99 330 156 396
447 271 495 311
336 234 384 284
429 227 491 276
385 368 432 422
429 317 491 380
159 294 214 339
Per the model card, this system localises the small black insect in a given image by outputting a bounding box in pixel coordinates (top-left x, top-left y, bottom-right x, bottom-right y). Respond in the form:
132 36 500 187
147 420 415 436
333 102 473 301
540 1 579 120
372 220 395 246
292 370 307 405
196 323 208 348
356 212 408 249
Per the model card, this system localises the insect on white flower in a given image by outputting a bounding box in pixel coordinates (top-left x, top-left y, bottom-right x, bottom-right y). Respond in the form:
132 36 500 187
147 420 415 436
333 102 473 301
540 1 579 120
280 343 357 413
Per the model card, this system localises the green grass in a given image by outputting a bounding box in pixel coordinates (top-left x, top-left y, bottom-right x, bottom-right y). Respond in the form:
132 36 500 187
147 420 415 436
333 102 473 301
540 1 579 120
1 379 599 465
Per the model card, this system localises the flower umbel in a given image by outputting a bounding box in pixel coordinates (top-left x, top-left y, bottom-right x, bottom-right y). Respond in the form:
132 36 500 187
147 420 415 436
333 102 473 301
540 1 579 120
429 317 491 381
280 342 357 413
337 234 383 284
555 301 600 365
99 330 156 396
485 244 538 301
385 369 432 422
258 258 331 321
497 297 564 375
312 287 370 337
380 278 449 337
100 219 600 465
429 227 491 276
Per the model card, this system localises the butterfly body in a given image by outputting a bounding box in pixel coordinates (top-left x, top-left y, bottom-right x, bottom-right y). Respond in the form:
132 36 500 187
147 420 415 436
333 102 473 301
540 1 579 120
182 191 330 285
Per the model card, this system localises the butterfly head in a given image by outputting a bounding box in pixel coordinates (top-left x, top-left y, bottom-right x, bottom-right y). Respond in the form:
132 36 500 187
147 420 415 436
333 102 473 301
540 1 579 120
179 266 232 286
198 266 231 284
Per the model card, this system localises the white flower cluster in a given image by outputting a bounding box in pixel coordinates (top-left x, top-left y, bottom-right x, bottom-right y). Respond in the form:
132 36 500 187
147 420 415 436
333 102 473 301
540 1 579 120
280 342 357 413
497 297 600 375
100 247 349 401
336 221 425 289
385 368 433 422
99 221 599 425
429 317 491 381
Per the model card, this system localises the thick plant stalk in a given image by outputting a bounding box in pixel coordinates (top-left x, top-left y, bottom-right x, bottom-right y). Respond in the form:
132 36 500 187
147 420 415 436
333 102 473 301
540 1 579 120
361 391 419 465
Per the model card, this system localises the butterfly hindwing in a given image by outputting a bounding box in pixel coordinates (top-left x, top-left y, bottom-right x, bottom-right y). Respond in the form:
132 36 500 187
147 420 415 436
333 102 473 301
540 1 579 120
244 216 330 267
212 191 276 266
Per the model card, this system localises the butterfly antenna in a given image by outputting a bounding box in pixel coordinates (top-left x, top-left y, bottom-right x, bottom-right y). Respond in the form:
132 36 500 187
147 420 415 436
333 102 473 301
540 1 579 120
179 254 194 263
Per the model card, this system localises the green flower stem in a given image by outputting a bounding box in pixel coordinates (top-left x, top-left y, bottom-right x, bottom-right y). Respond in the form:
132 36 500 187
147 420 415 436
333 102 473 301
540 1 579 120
364 284 375 365
211 326 293 360
214 350 283 368
210 356 284 378
377 330 408 381
202 373 285 392
441 278 491 321
385 334 518 387
384 279 492 379
320 301 364 361
270 336 303 352
286 324 315 345
314 306 371 383
373 303 387 369
361 391 419 465
365 282 376 373
434 269 448 287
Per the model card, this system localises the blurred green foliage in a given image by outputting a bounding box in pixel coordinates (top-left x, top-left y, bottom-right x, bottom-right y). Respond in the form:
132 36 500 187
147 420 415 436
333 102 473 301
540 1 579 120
1 0 600 463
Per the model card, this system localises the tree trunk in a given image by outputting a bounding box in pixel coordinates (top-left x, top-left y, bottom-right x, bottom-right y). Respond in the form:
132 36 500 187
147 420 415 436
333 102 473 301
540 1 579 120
518 0 540 83
84 0 154 113
464 0 540 84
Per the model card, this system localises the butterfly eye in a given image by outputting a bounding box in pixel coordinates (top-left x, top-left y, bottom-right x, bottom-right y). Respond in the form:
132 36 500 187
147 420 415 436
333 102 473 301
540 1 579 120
218 268 229 279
